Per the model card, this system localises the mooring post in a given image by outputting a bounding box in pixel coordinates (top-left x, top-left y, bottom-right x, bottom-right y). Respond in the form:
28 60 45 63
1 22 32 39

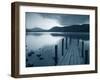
85 50 89 64
77 39 79 46
70 38 72 45
66 37 67 49
82 41 84 58
62 38 64 56
55 45 58 65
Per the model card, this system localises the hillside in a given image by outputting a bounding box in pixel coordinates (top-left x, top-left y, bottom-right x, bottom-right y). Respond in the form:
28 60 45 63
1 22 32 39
26 24 89 32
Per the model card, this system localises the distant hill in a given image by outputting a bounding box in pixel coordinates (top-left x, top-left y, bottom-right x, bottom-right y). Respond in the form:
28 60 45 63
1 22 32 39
26 27 45 32
26 24 89 32
49 24 89 32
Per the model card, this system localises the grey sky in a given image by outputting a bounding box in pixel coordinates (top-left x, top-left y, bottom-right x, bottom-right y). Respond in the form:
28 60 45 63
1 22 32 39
25 12 89 30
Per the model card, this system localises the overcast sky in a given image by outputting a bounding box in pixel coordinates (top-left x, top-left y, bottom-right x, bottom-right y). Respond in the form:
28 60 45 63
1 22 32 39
25 12 89 30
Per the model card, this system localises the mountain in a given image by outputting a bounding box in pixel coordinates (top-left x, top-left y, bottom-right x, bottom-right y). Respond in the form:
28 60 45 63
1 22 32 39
26 27 45 32
49 24 89 32
26 24 89 32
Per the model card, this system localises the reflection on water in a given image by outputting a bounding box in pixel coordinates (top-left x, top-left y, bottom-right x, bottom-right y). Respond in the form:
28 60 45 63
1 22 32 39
26 32 89 67
26 32 63 51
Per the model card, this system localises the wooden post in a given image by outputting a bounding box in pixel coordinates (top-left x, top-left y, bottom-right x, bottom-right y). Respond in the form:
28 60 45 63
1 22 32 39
62 38 64 56
55 45 58 65
85 50 89 64
70 38 72 45
81 41 84 58
77 39 79 46
66 37 67 49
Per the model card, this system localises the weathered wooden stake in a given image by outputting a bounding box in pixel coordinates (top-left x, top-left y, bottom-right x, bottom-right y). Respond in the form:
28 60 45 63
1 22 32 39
85 50 89 64
82 41 84 58
62 38 64 56
55 45 58 65
66 37 67 49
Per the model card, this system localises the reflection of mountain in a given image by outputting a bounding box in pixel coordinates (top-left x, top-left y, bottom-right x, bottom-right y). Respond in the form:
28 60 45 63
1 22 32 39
26 24 89 32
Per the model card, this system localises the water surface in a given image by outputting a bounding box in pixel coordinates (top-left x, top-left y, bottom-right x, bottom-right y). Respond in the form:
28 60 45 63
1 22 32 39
26 32 89 67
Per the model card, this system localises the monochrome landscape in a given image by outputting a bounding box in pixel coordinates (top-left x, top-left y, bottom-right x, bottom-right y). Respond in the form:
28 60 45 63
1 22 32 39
25 12 90 67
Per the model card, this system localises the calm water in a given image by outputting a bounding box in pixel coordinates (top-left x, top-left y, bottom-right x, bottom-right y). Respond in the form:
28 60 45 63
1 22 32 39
26 32 89 67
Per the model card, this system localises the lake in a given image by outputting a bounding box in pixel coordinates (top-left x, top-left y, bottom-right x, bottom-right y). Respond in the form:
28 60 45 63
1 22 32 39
26 32 89 67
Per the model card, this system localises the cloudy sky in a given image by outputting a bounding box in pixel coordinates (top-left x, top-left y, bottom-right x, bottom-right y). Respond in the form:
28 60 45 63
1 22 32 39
25 12 89 30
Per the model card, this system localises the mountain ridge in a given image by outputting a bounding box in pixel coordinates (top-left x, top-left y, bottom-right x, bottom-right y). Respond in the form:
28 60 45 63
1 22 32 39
26 24 89 32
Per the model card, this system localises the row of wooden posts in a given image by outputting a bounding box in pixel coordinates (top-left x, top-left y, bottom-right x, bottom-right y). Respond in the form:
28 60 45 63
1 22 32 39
54 38 69 65
54 38 89 65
